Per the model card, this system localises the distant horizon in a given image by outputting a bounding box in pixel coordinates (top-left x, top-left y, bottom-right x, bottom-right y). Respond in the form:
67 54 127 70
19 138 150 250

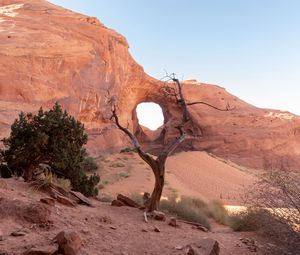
49 0 300 116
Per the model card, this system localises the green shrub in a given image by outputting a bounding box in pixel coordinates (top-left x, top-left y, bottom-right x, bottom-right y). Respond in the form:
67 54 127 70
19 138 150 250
1 103 100 197
77 173 100 197
0 164 12 178
160 196 210 230
81 156 98 172
118 171 130 179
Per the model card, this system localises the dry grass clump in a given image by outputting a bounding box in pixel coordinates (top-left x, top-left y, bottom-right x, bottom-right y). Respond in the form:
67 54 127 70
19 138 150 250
98 194 114 203
228 208 264 232
207 200 229 225
110 162 125 168
160 196 211 229
30 169 71 192
130 193 229 231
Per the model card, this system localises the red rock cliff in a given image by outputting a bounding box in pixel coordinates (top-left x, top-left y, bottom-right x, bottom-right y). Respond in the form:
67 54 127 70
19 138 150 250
0 0 300 170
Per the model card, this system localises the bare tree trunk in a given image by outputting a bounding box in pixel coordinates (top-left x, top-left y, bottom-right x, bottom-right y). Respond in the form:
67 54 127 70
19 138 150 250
148 164 165 212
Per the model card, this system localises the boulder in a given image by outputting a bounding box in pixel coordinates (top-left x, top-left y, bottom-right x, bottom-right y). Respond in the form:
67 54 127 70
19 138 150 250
55 230 82 255
69 191 93 207
116 194 140 208
23 203 52 223
111 199 125 207
168 217 178 227
0 198 51 224
184 238 220 255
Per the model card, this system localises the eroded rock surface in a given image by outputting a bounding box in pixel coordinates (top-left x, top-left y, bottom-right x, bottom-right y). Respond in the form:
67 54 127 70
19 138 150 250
0 0 300 170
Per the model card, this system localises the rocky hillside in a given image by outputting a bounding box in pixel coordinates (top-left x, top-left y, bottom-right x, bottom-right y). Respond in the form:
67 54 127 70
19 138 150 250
0 0 300 170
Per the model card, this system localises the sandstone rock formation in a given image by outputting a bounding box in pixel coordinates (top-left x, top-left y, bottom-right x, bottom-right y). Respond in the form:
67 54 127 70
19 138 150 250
0 0 300 170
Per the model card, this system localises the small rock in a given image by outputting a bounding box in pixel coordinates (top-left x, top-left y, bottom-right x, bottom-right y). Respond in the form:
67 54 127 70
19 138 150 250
40 197 56 206
154 226 160 232
175 245 183 250
153 211 166 221
110 226 117 230
0 230 3 241
23 245 58 255
11 230 27 237
54 230 82 255
0 251 8 255
141 229 148 232
168 217 178 227
111 199 125 207
56 195 76 207
81 229 90 234
192 225 209 232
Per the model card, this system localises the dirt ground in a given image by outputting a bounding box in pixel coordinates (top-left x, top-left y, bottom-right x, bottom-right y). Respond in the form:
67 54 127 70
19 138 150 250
0 178 267 255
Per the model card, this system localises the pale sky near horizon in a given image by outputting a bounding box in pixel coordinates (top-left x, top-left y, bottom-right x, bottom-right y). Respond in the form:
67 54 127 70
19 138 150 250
50 0 300 120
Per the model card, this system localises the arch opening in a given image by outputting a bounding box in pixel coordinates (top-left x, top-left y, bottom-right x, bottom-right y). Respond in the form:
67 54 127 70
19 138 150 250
136 102 164 131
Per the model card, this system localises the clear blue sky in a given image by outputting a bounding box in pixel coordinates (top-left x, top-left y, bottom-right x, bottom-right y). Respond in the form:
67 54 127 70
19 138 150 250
50 0 300 115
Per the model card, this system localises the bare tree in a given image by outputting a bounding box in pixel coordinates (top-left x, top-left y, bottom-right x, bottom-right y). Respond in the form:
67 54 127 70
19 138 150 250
110 75 231 212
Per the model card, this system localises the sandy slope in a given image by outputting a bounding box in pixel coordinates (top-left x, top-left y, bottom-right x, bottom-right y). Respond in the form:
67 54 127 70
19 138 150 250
98 151 256 205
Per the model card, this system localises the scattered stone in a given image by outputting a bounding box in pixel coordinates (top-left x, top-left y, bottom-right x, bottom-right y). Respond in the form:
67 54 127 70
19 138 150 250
184 238 220 255
111 199 125 207
153 210 166 221
56 195 76 207
168 217 178 227
23 245 58 255
154 226 160 232
70 191 93 207
40 197 56 206
240 238 258 252
11 230 27 237
54 230 82 255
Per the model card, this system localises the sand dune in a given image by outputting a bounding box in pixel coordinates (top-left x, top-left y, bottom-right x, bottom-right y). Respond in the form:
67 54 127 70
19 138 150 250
166 151 256 205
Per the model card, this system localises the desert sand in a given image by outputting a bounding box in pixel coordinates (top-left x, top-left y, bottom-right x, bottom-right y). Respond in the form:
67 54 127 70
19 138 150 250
98 151 256 206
